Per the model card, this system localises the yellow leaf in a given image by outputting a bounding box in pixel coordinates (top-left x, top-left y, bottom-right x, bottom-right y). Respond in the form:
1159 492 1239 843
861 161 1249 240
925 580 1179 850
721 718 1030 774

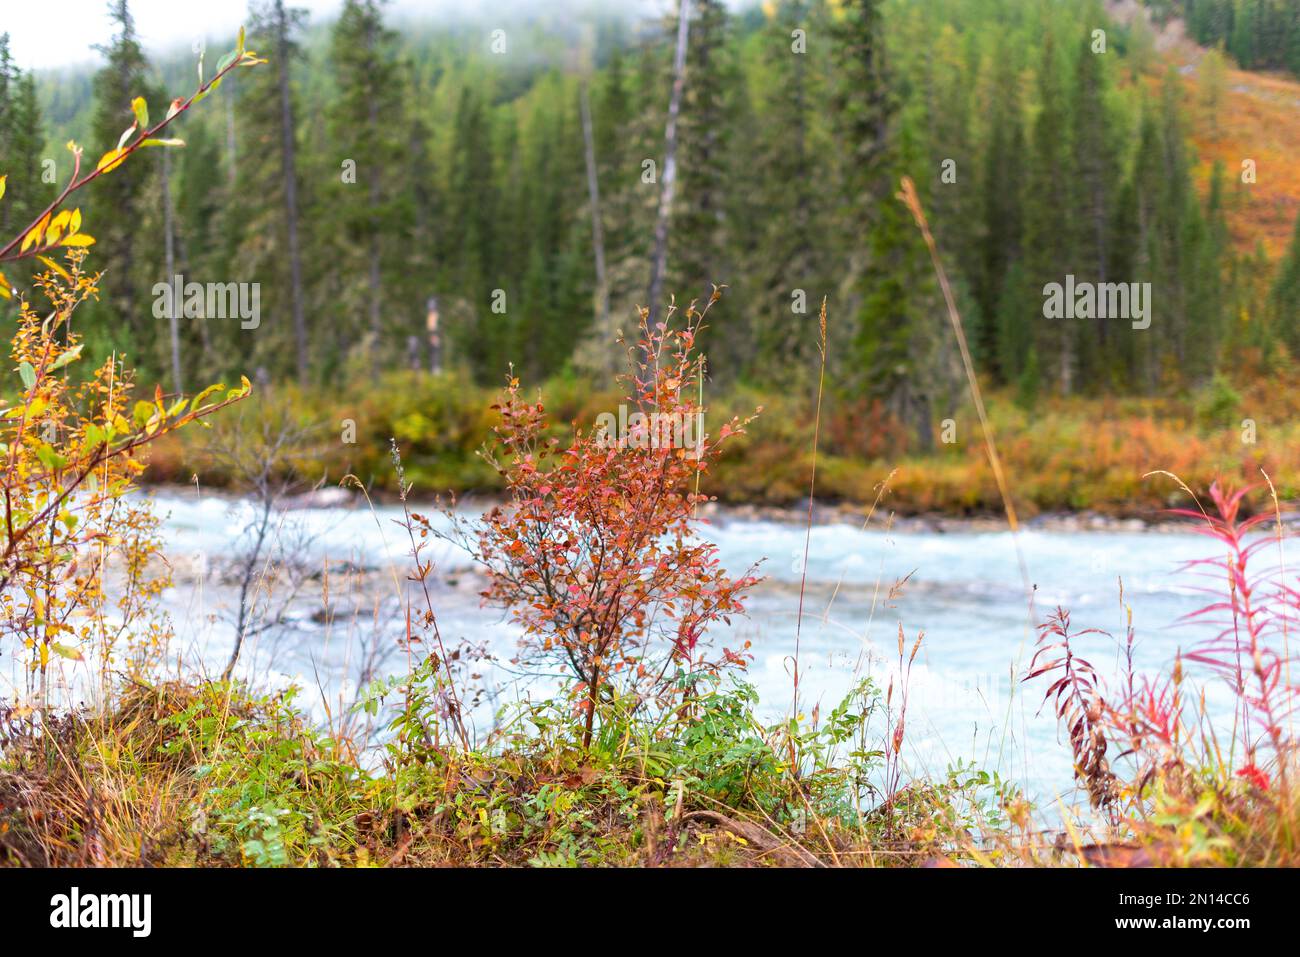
0 174 6 200
61 233 96 247
96 148 127 174
37 256 70 281
20 212 50 253
131 96 149 128
0 272 10 299
69 208 81 234
44 209 71 246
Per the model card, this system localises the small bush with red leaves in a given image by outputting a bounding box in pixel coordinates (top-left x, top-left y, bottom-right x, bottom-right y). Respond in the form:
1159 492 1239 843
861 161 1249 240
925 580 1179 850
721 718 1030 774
430 295 761 748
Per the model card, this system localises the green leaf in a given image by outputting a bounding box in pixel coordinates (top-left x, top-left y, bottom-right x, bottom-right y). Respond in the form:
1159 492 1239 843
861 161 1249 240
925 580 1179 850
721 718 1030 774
216 49 239 74
51 643 83 661
36 443 67 471
18 361 35 390
194 75 223 104
47 344 83 371
192 383 225 408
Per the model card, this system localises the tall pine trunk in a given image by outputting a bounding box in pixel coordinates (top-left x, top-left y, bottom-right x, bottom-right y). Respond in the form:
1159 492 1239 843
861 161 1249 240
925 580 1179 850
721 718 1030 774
161 150 182 393
224 84 238 188
276 0 309 383
579 81 611 371
647 0 691 324
367 82 382 354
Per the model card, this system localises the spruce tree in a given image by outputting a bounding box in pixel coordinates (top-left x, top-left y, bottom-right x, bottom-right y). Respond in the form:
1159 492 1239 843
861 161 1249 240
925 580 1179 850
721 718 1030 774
671 0 737 310
832 0 956 451
974 53 1026 381
1270 206 1300 352
228 0 311 381
1070 26 1121 386
326 0 408 365
89 0 161 359
1023 34 1078 395
749 0 830 381
448 85 498 379
0 38 49 267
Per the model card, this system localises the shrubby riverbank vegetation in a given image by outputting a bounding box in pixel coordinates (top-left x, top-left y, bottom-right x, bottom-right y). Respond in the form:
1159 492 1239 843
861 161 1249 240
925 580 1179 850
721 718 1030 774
3 273 1298 865
145 358 1300 516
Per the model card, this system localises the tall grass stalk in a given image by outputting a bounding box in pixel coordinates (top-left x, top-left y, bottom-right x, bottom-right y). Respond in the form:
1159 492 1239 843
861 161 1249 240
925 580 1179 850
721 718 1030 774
792 298 828 719
898 176 1035 774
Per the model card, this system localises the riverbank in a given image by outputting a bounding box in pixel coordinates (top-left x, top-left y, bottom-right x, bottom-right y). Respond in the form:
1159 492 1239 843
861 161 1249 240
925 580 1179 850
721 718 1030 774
8 455 1299 870
141 366 1300 521
140 480 1222 536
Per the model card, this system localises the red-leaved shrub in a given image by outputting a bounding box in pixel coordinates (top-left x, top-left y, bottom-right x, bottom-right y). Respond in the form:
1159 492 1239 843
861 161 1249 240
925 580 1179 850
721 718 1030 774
433 295 761 747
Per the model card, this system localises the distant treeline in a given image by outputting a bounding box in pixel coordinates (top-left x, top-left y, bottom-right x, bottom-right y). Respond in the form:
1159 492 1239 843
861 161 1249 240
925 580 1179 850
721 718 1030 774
1147 0 1300 76
4 0 1300 450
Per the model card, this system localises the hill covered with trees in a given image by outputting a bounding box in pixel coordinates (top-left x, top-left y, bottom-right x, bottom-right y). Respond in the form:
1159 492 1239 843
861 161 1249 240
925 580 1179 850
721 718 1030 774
4 0 1300 496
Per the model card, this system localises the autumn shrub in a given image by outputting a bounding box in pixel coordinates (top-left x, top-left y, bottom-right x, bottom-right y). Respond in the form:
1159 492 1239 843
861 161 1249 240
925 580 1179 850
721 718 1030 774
429 296 761 748
0 34 260 716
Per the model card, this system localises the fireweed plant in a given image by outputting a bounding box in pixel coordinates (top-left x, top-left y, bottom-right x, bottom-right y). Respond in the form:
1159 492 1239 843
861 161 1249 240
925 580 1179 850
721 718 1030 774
425 293 761 749
1027 481 1299 859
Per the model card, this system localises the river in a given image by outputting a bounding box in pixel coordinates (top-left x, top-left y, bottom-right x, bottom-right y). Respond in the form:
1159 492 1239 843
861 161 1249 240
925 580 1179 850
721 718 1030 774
131 492 1246 810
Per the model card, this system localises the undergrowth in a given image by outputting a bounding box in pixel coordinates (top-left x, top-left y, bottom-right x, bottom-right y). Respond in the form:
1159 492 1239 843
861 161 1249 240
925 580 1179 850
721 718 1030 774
0 674 1024 868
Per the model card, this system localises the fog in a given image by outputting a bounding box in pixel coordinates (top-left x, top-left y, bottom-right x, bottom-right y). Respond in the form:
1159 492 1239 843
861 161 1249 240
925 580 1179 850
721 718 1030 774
5 0 752 70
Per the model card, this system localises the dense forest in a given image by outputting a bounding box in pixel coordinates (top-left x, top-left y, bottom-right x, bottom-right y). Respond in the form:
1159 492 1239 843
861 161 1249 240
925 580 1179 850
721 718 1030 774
2 0 1299 455
1148 0 1300 76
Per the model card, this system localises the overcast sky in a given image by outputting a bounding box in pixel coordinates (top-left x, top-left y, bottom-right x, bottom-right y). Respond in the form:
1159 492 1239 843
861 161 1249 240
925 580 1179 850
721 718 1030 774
3 0 699 71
